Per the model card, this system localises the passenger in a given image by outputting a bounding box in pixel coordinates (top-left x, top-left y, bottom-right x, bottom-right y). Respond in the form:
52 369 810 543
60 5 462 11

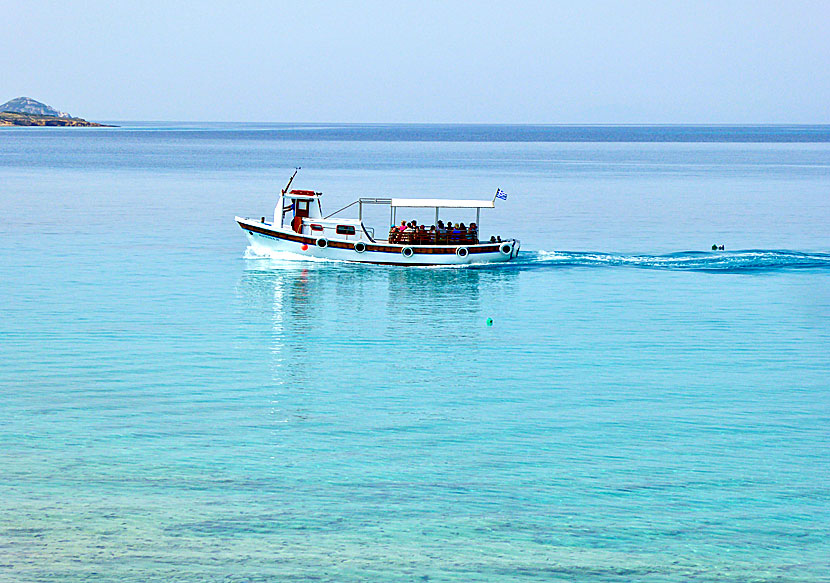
389 226 398 243
398 222 414 244
449 222 462 244
490 236 496 243
428 225 437 244
398 220 407 232
436 221 447 244
441 222 450 243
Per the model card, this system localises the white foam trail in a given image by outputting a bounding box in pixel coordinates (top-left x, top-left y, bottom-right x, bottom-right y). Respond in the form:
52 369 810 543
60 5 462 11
243 245 342 263
528 249 830 271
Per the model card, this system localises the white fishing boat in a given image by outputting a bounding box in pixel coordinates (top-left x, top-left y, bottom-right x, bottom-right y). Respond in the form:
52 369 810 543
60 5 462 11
236 170 520 266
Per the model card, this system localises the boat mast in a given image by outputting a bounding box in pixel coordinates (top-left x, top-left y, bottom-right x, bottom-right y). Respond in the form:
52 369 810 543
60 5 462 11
277 167 300 228
282 167 300 196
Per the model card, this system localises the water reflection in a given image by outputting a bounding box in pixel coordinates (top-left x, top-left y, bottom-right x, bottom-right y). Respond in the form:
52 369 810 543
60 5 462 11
236 259 519 385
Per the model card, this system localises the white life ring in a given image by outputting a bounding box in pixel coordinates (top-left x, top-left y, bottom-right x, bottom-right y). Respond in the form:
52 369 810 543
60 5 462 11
316 238 328 248
354 241 366 253
456 247 469 258
401 246 414 258
499 242 513 256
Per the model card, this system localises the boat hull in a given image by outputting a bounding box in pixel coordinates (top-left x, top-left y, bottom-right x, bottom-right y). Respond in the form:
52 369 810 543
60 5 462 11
237 217 519 266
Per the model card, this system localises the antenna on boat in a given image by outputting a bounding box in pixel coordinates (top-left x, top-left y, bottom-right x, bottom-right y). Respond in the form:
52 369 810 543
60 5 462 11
282 167 301 195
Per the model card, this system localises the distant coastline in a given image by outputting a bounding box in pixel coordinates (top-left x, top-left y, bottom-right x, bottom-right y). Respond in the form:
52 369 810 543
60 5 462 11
0 97 115 127
0 111 114 127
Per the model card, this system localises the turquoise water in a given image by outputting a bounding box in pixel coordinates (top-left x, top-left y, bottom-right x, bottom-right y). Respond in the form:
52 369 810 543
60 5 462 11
1 125 829 581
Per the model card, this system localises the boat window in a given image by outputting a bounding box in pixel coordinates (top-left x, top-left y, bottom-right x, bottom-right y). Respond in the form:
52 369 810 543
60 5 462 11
310 224 324 232
297 201 309 211
336 225 356 235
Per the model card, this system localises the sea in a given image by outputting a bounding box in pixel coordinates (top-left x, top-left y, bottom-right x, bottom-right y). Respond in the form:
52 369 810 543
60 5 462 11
1 124 829 582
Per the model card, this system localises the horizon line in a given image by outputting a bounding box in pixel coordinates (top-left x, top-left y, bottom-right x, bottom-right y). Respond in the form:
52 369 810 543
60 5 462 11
88 121 830 127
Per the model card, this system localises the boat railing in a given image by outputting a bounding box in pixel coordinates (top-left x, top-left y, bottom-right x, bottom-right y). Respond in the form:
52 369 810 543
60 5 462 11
389 230 479 246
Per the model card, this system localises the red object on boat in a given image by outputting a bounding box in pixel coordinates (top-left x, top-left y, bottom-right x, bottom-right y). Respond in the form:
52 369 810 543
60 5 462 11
289 189 318 196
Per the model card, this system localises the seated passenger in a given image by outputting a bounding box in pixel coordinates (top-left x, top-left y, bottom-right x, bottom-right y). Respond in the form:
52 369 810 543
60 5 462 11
398 220 407 232
435 222 446 243
449 223 461 243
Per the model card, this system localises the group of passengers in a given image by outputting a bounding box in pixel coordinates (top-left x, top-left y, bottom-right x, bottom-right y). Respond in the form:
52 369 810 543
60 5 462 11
388 220 479 245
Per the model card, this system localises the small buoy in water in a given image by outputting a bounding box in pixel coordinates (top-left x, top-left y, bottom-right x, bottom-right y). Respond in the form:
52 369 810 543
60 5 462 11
486 318 494 326
301 244 309 251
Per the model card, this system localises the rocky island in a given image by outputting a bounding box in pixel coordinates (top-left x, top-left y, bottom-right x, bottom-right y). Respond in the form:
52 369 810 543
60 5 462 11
0 97 114 127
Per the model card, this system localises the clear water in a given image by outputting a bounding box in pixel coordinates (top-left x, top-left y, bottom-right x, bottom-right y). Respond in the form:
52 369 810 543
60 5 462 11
1 124 829 582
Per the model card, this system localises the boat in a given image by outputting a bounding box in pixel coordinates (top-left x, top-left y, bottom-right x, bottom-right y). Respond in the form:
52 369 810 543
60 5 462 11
235 170 521 266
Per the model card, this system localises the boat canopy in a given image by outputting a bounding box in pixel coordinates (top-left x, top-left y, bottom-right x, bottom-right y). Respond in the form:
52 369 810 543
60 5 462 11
390 198 494 209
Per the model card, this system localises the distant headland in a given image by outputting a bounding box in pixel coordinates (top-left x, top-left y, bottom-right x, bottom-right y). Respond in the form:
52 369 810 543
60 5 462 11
0 97 114 127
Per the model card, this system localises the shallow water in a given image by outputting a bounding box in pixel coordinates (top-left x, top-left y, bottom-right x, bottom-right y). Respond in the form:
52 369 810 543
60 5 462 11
1 124 829 581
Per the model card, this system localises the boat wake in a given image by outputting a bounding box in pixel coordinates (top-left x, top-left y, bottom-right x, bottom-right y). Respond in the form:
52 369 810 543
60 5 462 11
243 246 339 263
519 249 830 273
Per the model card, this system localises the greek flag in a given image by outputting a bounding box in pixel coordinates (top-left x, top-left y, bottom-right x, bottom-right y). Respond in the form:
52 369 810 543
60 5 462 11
495 188 508 200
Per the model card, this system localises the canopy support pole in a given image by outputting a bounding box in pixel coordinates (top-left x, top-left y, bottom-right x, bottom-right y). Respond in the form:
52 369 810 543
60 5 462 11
435 207 439 225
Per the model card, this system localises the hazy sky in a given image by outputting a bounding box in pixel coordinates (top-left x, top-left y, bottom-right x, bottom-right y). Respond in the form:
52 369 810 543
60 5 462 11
3 1 829 122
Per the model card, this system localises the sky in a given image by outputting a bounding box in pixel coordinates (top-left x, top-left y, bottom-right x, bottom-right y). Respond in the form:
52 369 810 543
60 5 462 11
3 1 829 123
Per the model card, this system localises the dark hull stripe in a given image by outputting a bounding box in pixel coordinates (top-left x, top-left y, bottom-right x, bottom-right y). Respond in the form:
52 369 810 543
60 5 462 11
239 221 503 255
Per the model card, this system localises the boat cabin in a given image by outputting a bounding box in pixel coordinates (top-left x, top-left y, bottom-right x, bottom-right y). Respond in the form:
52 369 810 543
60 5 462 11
275 189 322 233
274 189 375 241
